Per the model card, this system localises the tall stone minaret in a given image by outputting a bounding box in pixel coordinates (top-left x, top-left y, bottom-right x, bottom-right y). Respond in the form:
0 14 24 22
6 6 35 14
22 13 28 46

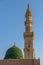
24 4 34 59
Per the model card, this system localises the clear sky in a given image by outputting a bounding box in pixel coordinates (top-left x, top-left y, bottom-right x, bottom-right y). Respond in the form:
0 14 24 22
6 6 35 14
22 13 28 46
0 0 43 65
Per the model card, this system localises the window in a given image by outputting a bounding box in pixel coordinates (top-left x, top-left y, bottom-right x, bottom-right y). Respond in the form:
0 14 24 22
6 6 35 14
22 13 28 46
28 44 30 48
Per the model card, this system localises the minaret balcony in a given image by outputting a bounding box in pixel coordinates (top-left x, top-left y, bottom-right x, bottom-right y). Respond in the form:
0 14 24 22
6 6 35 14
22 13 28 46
24 32 34 38
25 21 33 26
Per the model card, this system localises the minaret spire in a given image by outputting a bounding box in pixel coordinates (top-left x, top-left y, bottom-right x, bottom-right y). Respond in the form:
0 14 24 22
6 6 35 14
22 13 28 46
28 4 29 8
24 5 34 59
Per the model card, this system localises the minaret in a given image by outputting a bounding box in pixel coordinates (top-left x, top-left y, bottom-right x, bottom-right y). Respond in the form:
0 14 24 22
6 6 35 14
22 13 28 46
24 4 34 59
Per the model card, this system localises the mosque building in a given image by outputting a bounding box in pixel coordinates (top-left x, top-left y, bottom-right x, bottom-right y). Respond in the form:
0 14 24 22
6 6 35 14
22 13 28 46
0 5 40 65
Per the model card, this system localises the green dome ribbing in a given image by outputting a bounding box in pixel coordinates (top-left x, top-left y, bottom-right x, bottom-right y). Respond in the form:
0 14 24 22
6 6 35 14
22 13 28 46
4 45 23 59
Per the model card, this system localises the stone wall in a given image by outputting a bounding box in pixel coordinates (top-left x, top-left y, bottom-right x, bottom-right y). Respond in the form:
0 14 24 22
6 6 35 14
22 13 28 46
0 59 40 65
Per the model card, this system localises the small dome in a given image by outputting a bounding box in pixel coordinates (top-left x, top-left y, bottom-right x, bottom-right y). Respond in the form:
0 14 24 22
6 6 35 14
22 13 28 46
4 45 23 59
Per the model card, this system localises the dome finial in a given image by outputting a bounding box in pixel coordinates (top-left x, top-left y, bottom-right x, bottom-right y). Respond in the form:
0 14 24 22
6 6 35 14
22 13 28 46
14 42 16 46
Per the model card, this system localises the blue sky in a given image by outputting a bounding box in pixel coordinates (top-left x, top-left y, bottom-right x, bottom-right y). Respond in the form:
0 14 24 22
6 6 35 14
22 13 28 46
0 0 43 65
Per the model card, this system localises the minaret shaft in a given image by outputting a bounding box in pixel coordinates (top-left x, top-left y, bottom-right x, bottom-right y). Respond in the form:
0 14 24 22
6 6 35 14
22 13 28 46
24 5 34 59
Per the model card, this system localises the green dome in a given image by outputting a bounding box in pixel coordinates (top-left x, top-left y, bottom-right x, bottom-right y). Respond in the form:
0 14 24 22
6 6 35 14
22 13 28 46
4 45 23 59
